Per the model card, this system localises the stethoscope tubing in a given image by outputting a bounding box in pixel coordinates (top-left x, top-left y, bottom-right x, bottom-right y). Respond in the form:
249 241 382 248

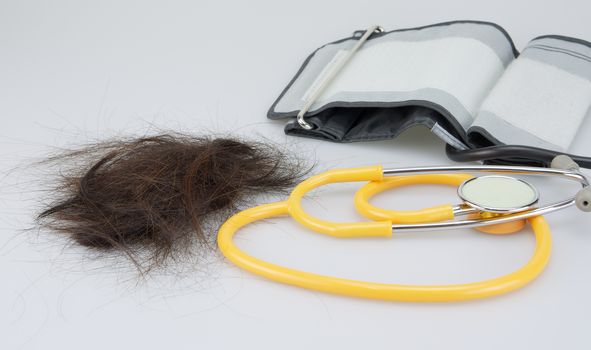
217 162 588 301
218 193 552 302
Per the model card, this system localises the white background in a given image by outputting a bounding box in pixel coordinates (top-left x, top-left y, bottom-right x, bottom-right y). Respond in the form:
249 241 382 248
1 1 591 349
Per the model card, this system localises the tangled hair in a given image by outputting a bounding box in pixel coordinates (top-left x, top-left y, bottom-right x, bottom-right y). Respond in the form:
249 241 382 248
37 133 308 270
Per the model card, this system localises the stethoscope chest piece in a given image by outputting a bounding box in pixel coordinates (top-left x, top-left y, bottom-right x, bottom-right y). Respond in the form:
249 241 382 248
458 176 537 235
458 175 539 214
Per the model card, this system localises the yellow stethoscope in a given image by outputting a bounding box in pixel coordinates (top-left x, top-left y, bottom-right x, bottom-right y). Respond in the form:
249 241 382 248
218 156 591 302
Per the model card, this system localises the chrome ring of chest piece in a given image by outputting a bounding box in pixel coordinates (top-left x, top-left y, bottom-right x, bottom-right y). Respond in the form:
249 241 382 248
458 175 540 214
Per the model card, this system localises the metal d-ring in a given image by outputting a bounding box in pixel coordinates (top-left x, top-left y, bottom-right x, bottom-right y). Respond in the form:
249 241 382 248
296 25 384 130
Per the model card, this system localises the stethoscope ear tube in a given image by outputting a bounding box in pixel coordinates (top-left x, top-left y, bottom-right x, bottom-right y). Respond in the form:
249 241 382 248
576 187 591 212
286 165 393 238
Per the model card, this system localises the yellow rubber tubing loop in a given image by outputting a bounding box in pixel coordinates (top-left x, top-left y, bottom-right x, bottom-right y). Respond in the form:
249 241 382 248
218 201 552 302
287 165 393 238
355 174 474 223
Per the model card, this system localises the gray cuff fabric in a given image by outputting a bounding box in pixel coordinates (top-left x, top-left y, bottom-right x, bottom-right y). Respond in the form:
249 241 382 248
268 21 591 154
469 36 591 151
268 21 517 146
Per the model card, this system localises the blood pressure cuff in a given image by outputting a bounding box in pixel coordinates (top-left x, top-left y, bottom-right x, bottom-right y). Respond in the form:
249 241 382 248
267 21 591 152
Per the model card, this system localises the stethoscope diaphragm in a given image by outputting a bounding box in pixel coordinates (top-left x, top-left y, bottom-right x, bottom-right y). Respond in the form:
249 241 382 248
458 175 539 214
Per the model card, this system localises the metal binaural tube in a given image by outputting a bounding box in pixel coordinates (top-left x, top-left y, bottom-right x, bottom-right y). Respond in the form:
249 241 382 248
392 199 574 232
383 165 589 186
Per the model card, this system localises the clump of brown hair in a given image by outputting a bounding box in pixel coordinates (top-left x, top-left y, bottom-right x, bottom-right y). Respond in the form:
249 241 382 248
37 133 308 270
